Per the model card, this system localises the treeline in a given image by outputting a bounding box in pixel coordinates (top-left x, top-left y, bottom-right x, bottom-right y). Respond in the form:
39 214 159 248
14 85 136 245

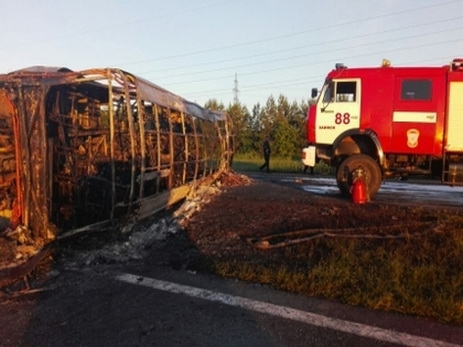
205 95 308 158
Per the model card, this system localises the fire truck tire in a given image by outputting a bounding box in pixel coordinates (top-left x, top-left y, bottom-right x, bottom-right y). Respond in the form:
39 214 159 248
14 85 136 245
336 154 382 199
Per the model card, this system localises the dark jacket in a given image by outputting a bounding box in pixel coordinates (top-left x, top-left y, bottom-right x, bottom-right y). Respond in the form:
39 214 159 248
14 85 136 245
263 140 271 157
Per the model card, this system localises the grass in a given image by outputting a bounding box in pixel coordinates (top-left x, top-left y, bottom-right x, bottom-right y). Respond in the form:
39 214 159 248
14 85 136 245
232 153 333 174
213 155 463 325
213 218 463 325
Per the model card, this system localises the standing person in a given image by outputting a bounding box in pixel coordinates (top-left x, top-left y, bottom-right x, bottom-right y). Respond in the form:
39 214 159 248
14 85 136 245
259 137 271 173
303 165 314 175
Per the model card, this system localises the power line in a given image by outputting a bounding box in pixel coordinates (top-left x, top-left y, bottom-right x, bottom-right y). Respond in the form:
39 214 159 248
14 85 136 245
114 0 463 67
3 1 461 107
134 15 463 77
171 44 463 103
0 0 239 52
159 36 463 89
146 25 463 81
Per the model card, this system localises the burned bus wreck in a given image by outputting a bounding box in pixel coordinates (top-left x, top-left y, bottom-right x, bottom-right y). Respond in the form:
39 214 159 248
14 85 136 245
0 67 233 243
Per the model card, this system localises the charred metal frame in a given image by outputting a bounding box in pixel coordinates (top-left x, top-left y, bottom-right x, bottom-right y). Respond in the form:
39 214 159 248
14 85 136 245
0 67 233 241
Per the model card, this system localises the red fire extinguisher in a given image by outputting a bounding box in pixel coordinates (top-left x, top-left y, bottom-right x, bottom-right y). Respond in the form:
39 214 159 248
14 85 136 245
351 166 368 204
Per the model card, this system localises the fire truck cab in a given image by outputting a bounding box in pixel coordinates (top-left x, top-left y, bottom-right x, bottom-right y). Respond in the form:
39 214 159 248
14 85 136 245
303 59 463 199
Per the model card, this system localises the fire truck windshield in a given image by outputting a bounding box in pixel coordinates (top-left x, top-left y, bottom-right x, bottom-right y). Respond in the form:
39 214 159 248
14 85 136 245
319 80 334 112
322 82 334 103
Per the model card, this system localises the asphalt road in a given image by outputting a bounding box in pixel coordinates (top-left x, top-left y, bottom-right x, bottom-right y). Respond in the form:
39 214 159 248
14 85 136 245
1 263 462 347
247 172 463 208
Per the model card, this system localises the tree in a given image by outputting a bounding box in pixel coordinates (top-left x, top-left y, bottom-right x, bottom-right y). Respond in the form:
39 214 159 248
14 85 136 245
273 116 299 157
255 94 307 157
204 99 225 111
226 102 254 154
206 94 308 158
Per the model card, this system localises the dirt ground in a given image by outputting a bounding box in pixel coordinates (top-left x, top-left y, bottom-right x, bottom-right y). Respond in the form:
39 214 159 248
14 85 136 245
139 170 448 277
0 170 452 292
175 172 425 265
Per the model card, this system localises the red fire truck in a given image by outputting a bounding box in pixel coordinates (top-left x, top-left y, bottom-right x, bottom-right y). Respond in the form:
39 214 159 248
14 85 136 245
302 58 463 199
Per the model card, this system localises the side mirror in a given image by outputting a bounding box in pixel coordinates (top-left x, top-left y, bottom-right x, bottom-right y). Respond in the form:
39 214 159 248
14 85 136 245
311 88 318 99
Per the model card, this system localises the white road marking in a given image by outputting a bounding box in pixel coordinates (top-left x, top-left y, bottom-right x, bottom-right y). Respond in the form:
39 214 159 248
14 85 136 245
116 273 459 347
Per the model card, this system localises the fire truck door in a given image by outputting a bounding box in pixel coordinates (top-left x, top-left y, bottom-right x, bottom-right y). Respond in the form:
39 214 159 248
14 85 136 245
315 79 361 145
446 81 463 152
391 78 437 154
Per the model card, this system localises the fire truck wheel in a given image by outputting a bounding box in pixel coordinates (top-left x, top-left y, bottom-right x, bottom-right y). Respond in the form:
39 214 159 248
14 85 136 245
336 154 382 199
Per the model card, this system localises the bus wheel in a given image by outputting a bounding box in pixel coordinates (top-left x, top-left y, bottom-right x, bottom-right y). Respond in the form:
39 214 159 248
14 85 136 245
336 155 382 199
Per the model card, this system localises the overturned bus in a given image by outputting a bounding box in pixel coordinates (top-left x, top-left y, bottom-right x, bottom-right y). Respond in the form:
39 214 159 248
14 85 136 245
0 67 233 242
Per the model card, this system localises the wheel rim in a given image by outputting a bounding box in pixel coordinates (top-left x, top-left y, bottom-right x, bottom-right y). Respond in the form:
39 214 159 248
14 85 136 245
336 155 381 199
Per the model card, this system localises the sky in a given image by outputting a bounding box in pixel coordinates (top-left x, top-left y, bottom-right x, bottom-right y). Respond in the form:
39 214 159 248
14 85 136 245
2 0 463 109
